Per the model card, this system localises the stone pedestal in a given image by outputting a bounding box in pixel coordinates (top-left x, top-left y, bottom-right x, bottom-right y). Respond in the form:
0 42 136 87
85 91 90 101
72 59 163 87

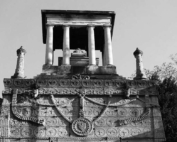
2 78 166 142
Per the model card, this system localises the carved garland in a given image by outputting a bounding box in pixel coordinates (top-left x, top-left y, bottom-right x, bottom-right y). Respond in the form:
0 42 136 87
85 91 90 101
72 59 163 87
85 96 136 107
50 95 71 123
117 107 150 126
50 93 150 136
11 89 151 136
84 96 150 126
11 89 44 125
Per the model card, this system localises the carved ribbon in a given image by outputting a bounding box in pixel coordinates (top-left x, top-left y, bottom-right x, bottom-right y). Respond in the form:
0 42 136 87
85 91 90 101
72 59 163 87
11 89 44 125
85 96 136 107
84 96 150 125
92 101 110 123
50 95 72 123
117 108 150 126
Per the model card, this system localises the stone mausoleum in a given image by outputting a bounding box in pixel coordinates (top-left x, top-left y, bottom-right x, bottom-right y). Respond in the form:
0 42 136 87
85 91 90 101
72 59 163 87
1 10 166 142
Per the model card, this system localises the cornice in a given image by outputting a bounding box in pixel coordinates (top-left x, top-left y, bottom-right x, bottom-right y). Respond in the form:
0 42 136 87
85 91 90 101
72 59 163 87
3 78 156 90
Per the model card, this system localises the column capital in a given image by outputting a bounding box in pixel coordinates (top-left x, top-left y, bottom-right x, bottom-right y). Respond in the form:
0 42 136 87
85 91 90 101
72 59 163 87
103 24 112 29
46 24 54 28
87 24 95 29
63 25 70 28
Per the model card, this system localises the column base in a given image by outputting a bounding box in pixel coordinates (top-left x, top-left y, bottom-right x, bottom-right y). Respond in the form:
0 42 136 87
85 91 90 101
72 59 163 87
42 64 57 75
11 73 25 79
85 65 99 74
104 64 115 67
85 65 117 75
43 64 53 69
57 65 71 75
134 73 147 80
41 65 117 75
99 65 117 74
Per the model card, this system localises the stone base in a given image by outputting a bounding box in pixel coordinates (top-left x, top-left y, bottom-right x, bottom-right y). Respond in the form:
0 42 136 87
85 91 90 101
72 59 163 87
134 74 147 80
42 64 58 75
11 73 25 79
85 65 117 74
58 57 99 66
42 65 117 75
42 64 72 75
57 65 72 75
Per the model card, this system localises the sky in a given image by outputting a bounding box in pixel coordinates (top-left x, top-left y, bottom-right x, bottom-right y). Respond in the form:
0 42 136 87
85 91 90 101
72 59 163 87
1 0 177 93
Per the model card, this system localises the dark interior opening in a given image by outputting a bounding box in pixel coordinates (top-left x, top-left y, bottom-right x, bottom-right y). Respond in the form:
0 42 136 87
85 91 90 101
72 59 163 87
53 25 104 54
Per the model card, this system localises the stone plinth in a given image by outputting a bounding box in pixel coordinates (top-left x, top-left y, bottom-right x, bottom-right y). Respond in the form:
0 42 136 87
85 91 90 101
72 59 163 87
58 57 99 66
42 65 117 75
2 77 166 142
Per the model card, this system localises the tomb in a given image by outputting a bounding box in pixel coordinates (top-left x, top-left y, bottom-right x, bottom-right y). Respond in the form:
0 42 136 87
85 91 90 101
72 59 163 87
1 10 166 142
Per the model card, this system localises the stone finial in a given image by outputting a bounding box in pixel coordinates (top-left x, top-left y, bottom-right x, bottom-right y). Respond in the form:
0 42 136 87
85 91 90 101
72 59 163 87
17 46 26 56
11 46 26 79
133 48 143 57
133 48 146 80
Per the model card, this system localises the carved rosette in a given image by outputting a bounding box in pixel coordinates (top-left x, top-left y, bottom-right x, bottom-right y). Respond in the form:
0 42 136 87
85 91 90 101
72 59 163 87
72 118 92 136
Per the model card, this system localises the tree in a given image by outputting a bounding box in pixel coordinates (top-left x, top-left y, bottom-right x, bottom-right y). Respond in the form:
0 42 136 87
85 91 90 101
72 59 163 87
143 54 177 142
156 77 177 141
144 62 177 81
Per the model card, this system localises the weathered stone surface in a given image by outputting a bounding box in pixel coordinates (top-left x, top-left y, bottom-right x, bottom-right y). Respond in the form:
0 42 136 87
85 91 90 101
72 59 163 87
11 46 26 79
1 76 165 141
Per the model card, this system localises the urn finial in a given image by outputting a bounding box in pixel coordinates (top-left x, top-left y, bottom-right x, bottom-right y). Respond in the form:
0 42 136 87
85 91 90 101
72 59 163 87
11 46 26 79
133 48 146 80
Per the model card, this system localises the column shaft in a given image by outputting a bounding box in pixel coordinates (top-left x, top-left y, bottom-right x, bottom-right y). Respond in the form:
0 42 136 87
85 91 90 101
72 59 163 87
88 26 96 65
45 25 54 65
104 26 113 65
62 26 70 65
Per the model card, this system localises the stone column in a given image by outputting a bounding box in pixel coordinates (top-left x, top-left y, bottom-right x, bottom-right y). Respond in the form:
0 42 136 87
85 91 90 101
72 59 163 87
103 25 113 65
52 50 54 65
12 46 26 79
88 25 96 65
133 48 147 80
45 25 54 65
102 46 107 66
62 25 70 65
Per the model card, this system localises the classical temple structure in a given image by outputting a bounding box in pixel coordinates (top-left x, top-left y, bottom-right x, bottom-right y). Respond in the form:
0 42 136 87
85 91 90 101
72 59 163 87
1 10 166 142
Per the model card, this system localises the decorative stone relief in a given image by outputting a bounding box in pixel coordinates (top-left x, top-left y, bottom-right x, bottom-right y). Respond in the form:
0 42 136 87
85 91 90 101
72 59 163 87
72 74 90 80
1 76 165 141
72 117 92 136
8 87 152 139
3 78 156 89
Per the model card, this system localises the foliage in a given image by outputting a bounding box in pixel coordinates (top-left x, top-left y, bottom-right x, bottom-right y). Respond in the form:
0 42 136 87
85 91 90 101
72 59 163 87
156 77 177 141
144 54 177 141
144 62 177 81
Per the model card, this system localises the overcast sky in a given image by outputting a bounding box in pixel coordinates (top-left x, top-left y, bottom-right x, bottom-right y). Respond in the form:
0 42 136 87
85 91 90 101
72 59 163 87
1 0 177 93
